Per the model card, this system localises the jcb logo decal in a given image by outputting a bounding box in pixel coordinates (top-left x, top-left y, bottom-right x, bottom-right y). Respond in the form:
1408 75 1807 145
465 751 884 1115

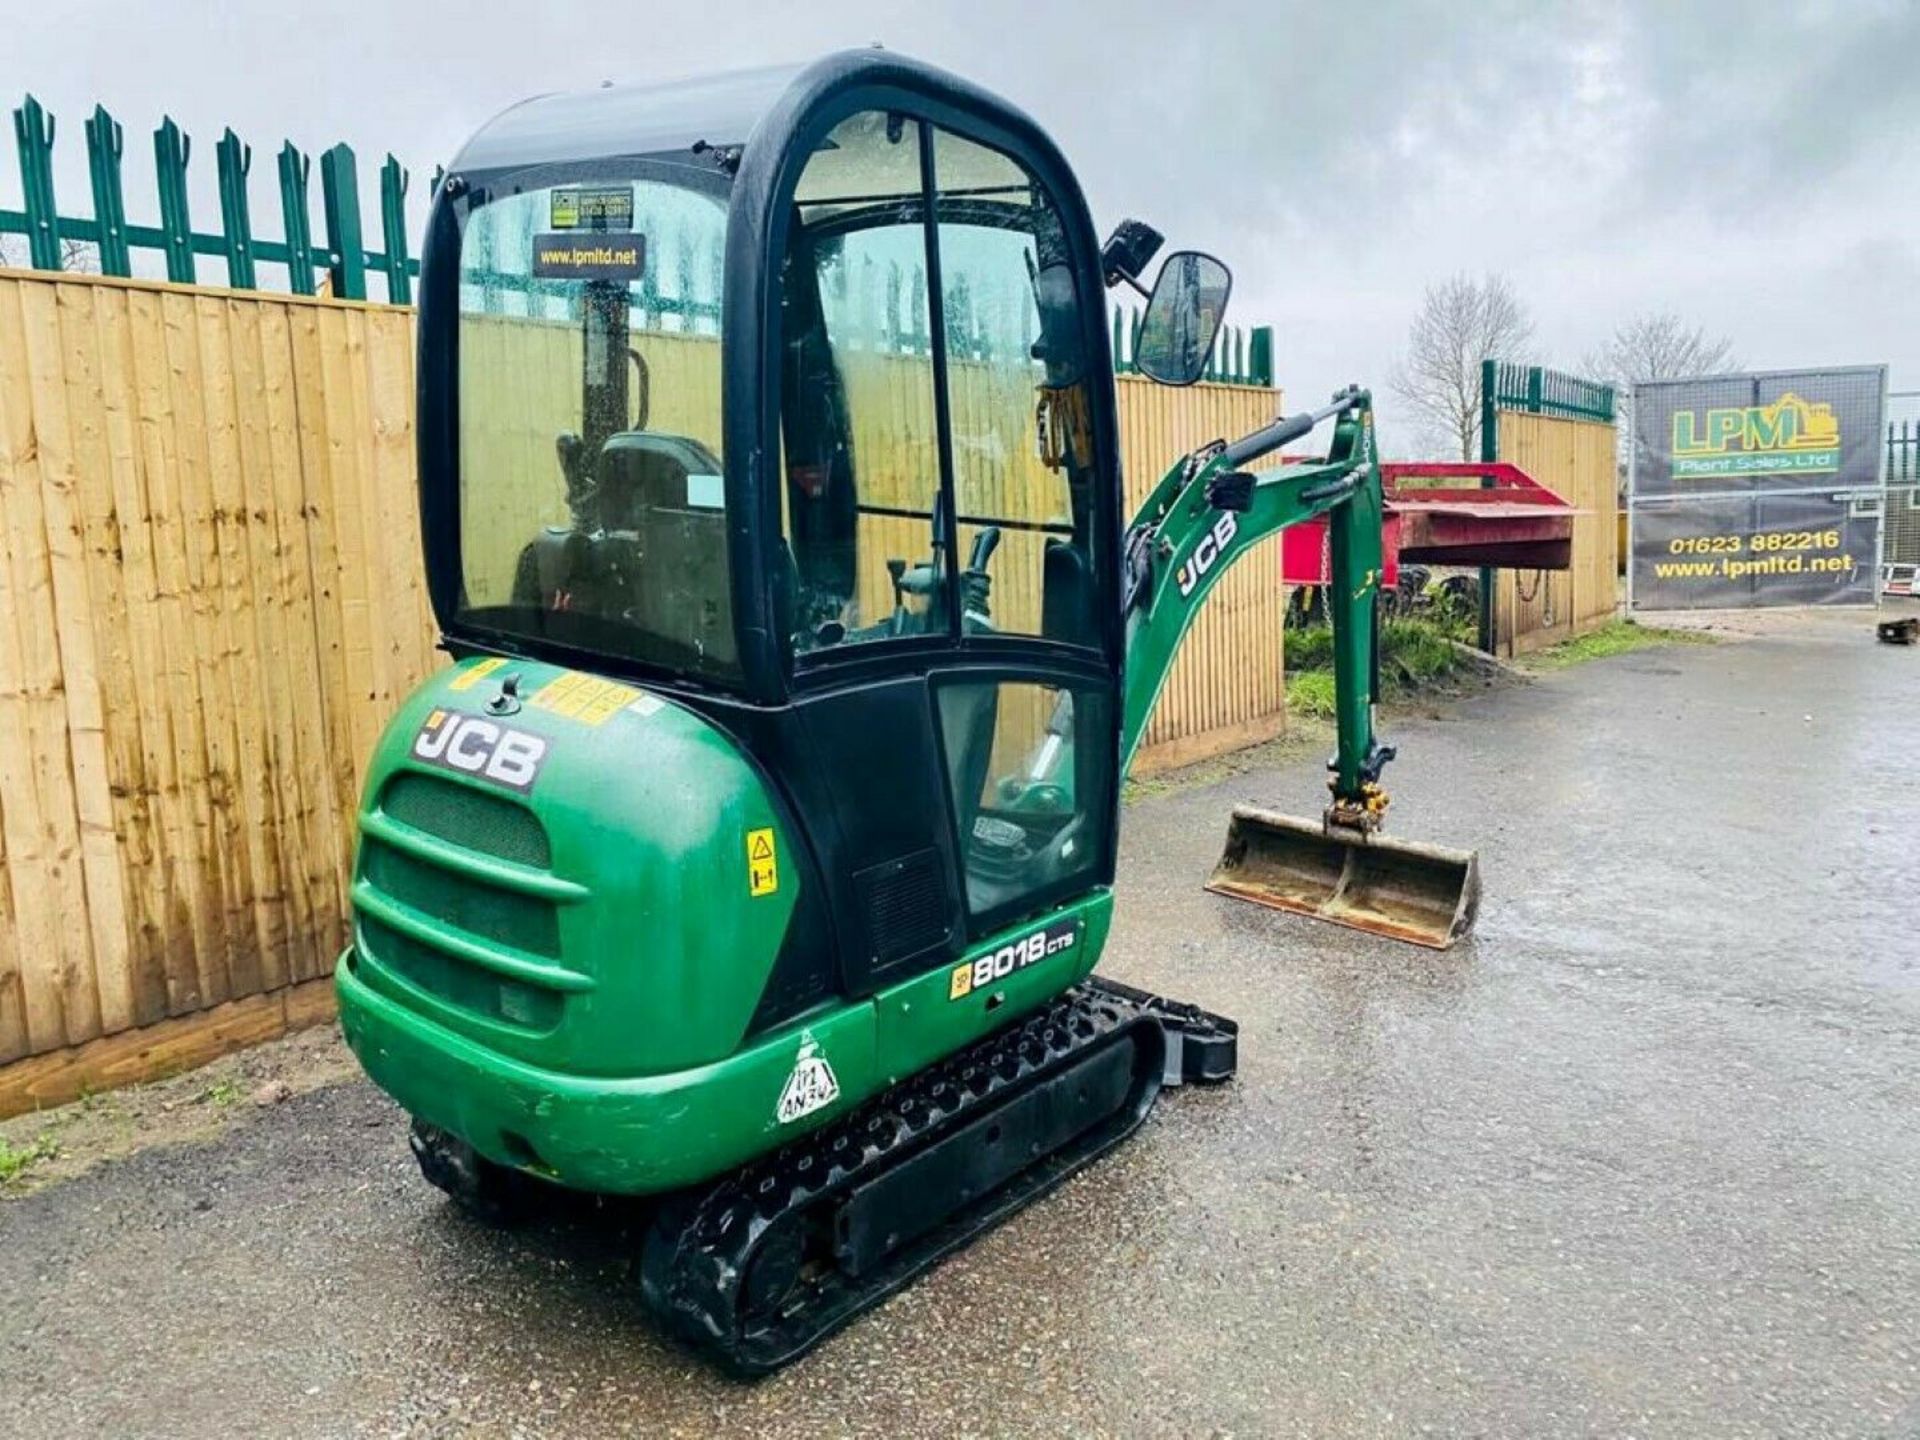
1176 513 1238 597
412 709 549 793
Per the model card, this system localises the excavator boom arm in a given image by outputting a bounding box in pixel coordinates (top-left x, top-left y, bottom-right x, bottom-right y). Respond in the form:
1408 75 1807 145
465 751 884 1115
1120 389 1386 797
1124 388 1482 950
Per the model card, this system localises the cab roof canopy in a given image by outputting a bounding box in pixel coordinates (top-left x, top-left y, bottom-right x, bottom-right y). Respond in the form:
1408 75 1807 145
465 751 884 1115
451 62 803 174
446 48 1069 184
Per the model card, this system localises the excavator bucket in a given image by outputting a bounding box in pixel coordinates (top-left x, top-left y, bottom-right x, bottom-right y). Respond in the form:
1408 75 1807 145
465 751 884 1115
1205 805 1480 950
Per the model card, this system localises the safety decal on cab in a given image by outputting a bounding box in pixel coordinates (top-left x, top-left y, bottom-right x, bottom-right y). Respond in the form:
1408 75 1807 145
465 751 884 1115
445 656 508 693
746 828 779 897
948 919 1078 1001
411 709 549 794
549 185 634 232
528 671 641 727
775 1031 839 1125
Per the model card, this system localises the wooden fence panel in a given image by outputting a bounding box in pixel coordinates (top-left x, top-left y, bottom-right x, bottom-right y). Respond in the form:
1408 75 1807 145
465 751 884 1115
1120 375 1288 769
0 266 1282 1099
0 271 428 1078
1492 409 1619 656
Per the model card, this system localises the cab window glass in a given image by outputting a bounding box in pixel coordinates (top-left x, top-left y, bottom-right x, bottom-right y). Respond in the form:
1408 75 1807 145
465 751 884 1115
457 175 736 678
937 681 1108 926
780 111 943 656
931 129 1099 649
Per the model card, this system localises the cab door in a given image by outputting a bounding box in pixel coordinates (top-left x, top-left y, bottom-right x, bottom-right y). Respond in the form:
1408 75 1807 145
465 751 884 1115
919 124 1119 942
770 102 1122 993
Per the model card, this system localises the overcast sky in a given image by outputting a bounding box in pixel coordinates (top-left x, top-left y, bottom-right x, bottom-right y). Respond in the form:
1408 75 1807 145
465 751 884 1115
7 0 1916 452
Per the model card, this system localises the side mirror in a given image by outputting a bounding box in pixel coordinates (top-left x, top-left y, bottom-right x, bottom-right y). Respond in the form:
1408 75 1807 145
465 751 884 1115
1134 251 1232 387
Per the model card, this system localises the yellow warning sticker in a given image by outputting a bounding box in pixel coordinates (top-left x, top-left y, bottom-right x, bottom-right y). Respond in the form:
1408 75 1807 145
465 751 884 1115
528 672 641 727
948 963 973 1001
746 827 779 897
447 657 507 693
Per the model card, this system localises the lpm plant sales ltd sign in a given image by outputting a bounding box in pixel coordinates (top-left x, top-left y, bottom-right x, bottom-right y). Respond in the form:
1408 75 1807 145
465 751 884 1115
1630 366 1887 609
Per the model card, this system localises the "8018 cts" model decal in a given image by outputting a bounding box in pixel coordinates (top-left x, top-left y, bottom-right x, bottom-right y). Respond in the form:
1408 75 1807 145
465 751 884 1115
948 920 1078 1001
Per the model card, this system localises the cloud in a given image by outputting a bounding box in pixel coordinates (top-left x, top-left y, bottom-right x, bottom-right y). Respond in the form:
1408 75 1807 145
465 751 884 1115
5 0 1913 454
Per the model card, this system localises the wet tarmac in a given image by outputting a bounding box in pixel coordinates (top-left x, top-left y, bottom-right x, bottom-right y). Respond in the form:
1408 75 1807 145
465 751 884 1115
4 611 1917 1438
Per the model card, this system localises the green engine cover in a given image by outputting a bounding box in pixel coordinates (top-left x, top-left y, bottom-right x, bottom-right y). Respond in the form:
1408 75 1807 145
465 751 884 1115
336 656 1112 1194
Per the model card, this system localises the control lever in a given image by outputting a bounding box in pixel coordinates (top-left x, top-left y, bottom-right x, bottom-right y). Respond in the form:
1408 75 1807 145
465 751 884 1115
962 525 1002 627
555 431 597 531
888 556 940 598
966 526 1002 574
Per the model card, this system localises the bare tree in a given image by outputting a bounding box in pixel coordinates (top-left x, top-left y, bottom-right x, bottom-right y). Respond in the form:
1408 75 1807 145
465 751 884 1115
59 237 100 273
1584 311 1736 388
1392 273 1535 460
0 235 99 271
1583 313 1738 480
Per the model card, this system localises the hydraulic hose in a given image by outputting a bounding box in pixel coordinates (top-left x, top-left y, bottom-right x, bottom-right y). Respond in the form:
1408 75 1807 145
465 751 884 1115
1221 386 1365 468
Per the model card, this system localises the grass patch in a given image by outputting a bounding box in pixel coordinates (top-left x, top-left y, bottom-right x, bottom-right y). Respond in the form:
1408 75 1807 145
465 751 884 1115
1286 616 1465 702
0 1130 59 1186
1521 618 1710 671
1285 624 1335 673
1379 617 1463 688
201 1077 242 1109
1286 669 1336 718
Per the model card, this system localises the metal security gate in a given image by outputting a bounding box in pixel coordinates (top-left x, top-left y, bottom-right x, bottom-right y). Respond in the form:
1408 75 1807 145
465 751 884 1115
1628 366 1889 611
1885 392 1920 575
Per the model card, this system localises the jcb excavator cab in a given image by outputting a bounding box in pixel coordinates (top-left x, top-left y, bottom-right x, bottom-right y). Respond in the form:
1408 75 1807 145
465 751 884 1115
415 51 1174 1017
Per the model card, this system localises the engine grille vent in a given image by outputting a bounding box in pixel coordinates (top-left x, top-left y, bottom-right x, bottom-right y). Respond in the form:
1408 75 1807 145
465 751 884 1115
357 916 561 1032
380 772 551 869
854 848 952 967
360 839 559 957
356 773 566 1030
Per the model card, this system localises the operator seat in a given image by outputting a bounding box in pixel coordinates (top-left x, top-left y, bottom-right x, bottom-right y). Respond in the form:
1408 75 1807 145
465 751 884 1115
598 432 735 667
1040 539 1093 645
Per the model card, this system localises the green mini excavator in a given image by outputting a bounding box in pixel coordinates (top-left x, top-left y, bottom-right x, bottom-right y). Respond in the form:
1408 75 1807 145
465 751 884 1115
335 50 1479 1373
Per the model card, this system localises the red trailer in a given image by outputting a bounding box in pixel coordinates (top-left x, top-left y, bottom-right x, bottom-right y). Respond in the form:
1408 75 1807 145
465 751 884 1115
1280 461 1579 587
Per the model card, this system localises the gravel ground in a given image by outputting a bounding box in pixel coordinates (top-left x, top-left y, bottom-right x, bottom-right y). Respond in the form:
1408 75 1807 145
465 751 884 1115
3 606 1916 1439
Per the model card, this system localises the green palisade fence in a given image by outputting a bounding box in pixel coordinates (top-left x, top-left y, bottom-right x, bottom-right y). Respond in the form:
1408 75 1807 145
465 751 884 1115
1888 418 1918 488
3 91 1279 380
461 261 1273 387
1111 305 1272 387
1480 359 1616 428
2 93 419 302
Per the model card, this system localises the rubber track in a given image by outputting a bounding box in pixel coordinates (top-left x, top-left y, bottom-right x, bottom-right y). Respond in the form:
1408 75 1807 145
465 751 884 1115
640 979 1177 1374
